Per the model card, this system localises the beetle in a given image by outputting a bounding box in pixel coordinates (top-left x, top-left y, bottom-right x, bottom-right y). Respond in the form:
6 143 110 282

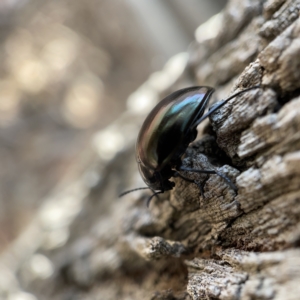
120 85 260 206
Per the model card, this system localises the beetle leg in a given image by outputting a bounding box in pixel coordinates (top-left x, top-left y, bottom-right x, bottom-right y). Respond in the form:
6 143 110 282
174 171 205 198
213 170 237 192
178 167 237 194
192 85 261 129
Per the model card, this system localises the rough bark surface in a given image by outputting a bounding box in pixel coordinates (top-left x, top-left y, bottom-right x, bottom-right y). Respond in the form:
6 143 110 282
1 0 300 299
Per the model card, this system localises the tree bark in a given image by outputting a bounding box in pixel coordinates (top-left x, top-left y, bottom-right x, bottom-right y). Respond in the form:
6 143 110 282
1 0 300 299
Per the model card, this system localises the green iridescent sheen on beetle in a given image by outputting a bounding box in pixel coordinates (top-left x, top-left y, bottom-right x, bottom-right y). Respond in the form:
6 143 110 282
136 86 214 190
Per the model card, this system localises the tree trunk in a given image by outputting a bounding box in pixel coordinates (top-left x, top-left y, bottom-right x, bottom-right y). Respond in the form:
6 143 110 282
1 0 300 299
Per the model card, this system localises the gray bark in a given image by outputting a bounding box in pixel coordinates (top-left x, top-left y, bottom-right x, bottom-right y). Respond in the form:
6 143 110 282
1 0 300 299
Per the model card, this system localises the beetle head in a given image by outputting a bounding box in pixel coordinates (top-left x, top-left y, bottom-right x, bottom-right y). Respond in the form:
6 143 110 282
138 162 175 192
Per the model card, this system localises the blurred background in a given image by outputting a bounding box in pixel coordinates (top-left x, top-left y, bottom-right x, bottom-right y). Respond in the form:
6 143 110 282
0 0 227 252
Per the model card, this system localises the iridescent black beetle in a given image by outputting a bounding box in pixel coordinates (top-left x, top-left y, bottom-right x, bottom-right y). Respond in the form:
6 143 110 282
120 85 260 206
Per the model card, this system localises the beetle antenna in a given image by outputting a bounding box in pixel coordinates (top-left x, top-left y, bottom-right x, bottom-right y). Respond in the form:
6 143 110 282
194 85 262 127
119 187 151 198
147 190 164 207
